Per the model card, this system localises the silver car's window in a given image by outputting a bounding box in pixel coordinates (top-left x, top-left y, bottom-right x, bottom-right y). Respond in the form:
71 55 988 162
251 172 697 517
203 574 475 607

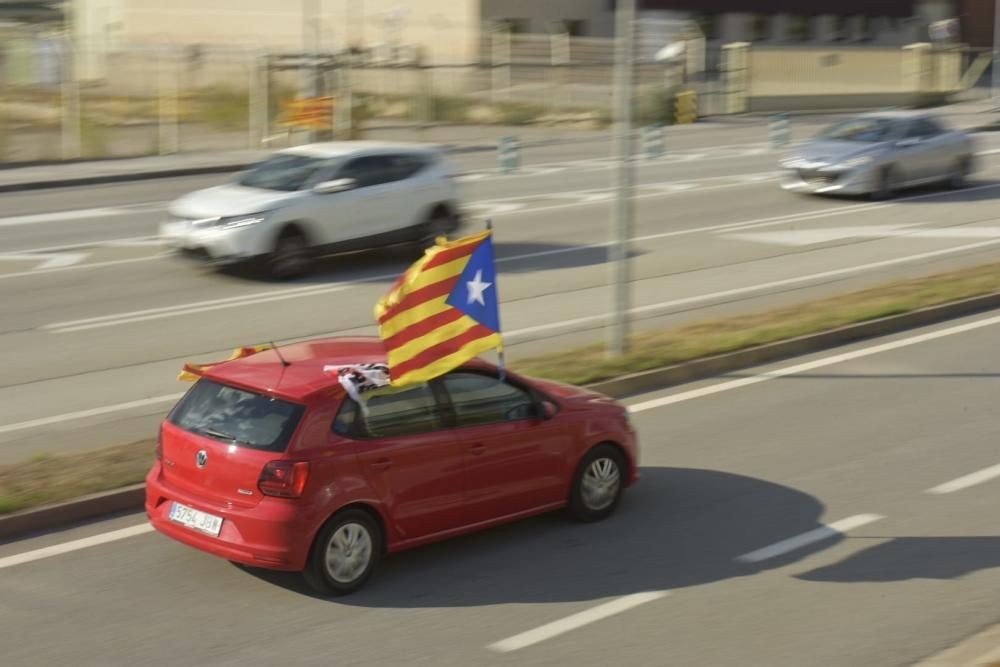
817 118 894 143
338 155 395 188
906 119 944 138
237 154 329 192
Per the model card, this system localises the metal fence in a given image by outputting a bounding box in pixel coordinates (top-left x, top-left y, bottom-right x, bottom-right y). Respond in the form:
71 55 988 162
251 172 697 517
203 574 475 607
0 23 713 163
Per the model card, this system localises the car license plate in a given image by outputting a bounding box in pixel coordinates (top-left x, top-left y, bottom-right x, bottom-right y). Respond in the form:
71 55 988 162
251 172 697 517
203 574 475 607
169 502 223 537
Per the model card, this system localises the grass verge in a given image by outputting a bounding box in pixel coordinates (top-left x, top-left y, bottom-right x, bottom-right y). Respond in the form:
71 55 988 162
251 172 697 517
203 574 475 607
5 261 1000 515
0 441 154 515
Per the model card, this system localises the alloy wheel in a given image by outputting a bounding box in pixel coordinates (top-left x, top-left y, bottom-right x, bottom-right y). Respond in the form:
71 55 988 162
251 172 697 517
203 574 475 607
324 522 374 585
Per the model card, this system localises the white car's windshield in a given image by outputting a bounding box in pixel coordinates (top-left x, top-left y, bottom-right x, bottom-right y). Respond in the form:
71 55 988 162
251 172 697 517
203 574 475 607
817 118 895 143
238 154 328 191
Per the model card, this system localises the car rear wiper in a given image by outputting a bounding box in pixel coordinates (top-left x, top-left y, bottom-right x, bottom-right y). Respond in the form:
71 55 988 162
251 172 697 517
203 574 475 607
201 428 246 444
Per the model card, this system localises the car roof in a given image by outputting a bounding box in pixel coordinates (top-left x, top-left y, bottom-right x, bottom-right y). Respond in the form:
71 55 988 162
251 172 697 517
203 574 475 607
278 141 442 159
855 110 930 121
202 337 491 402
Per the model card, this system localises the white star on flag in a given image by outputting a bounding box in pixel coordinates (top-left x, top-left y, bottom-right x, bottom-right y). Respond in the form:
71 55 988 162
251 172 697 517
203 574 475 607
466 269 492 306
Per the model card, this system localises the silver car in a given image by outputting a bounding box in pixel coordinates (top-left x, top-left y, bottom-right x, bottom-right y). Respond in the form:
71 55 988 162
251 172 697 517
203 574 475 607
780 111 976 199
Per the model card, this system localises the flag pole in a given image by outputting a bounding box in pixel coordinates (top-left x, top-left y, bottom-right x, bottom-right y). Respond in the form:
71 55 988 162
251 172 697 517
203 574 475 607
486 218 506 381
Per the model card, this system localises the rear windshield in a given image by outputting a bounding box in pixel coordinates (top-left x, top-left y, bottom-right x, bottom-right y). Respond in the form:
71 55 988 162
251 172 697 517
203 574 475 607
168 380 305 452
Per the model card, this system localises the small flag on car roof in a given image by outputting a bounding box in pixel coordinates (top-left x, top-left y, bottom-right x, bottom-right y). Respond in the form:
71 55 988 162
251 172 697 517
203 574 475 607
375 228 503 387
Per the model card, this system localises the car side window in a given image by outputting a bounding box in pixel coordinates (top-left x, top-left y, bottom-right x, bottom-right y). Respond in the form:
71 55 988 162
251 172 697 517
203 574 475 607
443 372 537 427
384 153 429 181
356 384 443 438
337 156 392 188
906 119 942 139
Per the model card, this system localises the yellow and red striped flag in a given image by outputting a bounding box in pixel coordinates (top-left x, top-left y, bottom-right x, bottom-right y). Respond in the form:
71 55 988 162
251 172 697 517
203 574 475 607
177 344 273 382
375 229 502 387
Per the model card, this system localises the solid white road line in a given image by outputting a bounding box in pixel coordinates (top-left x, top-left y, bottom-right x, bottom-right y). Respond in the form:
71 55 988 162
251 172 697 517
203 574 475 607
488 591 669 653
509 238 1000 341
734 514 884 564
628 311 1000 414
926 462 1000 494
0 255 166 281
0 524 154 571
44 197 1000 333
0 393 184 436
0 207 125 227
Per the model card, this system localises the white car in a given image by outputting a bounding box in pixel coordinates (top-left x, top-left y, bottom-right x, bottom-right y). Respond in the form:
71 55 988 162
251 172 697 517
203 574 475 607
160 142 463 278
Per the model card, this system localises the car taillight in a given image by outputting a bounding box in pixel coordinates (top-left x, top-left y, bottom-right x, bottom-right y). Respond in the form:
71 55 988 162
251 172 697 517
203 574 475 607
155 425 163 461
258 461 309 498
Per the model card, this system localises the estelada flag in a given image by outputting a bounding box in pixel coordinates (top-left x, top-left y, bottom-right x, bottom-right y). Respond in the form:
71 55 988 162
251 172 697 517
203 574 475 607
375 229 502 387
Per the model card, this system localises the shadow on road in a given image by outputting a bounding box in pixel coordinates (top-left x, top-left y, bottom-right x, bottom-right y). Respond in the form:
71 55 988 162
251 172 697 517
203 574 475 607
796 536 1000 582
218 241 632 285
239 467 841 605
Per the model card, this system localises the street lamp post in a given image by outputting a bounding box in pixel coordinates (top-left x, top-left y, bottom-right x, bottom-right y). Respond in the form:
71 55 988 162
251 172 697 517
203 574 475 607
993 0 1000 100
609 0 636 357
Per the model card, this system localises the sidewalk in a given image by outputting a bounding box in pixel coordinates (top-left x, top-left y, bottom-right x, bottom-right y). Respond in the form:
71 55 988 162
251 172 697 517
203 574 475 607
1 100 996 193
0 122 616 193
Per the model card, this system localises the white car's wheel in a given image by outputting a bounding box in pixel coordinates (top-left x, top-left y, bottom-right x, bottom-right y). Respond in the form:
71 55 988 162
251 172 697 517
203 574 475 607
267 229 313 280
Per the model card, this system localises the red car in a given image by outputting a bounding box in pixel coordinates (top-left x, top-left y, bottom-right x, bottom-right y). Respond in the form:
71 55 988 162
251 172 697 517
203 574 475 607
145 337 638 595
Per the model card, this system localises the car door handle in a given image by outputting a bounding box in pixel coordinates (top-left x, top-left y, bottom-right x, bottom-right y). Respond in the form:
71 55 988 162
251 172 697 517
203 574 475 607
371 457 392 470
467 442 486 455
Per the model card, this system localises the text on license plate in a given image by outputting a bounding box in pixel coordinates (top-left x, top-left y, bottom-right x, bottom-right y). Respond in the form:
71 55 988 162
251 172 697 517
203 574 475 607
169 502 223 537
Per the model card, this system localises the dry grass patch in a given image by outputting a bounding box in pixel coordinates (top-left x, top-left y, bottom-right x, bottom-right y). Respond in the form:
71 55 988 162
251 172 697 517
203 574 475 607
513 262 1000 386
0 441 154 515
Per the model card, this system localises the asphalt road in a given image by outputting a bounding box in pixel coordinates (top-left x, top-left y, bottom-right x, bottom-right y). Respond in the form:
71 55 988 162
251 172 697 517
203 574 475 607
2 313 999 666
5 126 1000 463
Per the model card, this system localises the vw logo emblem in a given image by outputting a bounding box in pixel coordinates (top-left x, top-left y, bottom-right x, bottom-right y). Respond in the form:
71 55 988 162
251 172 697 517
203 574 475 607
196 450 208 468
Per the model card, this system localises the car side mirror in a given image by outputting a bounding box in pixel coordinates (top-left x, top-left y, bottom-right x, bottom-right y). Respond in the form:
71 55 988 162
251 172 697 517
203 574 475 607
538 401 558 420
312 178 356 194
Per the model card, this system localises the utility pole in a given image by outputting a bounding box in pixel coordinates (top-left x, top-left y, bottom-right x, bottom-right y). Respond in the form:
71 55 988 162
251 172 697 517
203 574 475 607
993 0 1000 100
608 0 635 357
302 0 320 97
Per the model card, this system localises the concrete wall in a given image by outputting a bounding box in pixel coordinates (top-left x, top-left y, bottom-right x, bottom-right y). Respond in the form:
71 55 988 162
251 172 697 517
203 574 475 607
117 0 483 64
480 0 613 37
742 43 964 112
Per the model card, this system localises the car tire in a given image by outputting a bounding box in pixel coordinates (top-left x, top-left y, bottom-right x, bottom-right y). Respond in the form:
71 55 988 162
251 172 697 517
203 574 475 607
948 156 972 189
414 207 457 253
266 228 313 280
871 166 898 201
303 509 382 596
568 444 626 523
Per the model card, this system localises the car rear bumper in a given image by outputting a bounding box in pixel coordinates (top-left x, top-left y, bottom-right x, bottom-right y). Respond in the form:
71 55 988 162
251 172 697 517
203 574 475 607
145 464 314 571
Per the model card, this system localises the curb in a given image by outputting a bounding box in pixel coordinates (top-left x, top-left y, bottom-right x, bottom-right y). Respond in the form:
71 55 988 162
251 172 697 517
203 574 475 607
0 163 255 193
0 484 145 542
586 292 1000 398
0 132 611 193
2 292 1000 542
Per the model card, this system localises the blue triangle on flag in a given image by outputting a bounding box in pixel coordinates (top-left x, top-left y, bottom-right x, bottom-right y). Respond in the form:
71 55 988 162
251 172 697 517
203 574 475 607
445 236 501 333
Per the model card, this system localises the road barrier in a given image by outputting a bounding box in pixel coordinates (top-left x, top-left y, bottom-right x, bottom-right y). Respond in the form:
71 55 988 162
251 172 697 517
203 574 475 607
674 90 697 124
498 136 520 173
769 113 790 148
642 125 665 159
